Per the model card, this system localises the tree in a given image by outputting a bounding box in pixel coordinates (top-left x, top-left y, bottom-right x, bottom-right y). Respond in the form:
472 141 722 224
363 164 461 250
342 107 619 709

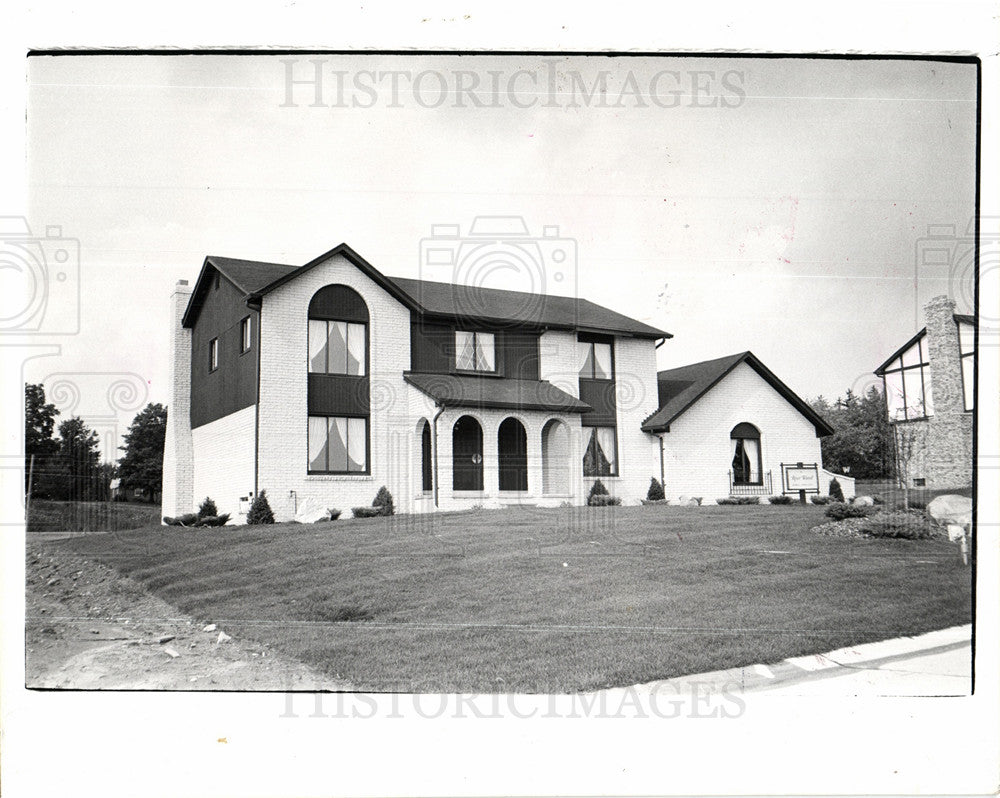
25 383 60 497
117 403 167 499
247 490 275 525
810 384 893 480
54 416 101 501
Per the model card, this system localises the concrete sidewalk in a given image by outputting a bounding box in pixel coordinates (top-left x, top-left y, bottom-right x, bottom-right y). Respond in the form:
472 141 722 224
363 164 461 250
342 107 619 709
596 625 972 699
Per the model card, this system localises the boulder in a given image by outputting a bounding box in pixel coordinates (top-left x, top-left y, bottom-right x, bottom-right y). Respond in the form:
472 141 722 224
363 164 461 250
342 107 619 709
928 495 972 530
677 496 700 507
294 497 331 524
852 496 875 507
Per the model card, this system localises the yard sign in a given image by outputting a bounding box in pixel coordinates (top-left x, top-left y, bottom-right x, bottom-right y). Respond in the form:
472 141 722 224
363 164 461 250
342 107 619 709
781 462 820 503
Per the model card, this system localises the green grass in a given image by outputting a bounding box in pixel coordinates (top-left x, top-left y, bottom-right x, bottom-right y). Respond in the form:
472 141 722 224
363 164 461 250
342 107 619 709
27 500 162 533
53 504 971 692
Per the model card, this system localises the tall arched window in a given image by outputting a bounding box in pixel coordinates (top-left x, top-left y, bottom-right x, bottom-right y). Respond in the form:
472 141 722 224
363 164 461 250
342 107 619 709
498 417 528 492
307 285 370 474
730 423 762 485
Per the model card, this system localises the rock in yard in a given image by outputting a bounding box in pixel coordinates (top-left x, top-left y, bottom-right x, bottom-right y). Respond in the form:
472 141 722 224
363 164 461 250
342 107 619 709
202 624 217 632
163 646 180 659
157 635 175 644
928 494 973 529
216 631 232 644
852 496 875 507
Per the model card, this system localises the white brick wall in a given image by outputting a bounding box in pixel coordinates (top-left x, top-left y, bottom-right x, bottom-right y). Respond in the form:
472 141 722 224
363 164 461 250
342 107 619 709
256 252 415 521
161 282 194 520
191 404 256 519
659 361 824 502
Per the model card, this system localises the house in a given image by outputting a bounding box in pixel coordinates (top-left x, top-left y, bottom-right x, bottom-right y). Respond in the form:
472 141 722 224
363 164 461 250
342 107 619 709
874 295 975 489
161 242 844 521
641 351 851 501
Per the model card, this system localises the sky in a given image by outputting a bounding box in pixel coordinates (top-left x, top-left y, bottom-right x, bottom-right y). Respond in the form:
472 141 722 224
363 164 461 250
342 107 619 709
22 53 978 458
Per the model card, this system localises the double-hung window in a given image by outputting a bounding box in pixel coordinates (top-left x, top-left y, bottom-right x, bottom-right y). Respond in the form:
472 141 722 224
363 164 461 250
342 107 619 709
455 330 496 372
579 341 613 380
240 317 252 354
208 338 219 372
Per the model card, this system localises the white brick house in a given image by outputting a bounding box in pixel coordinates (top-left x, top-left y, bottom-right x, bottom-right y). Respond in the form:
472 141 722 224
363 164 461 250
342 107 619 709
162 243 840 521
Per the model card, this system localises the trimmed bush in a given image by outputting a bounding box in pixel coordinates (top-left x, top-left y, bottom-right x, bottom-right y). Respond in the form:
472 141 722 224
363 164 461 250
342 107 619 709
588 495 622 507
197 513 231 527
372 486 395 516
587 480 610 501
163 513 199 526
197 496 218 519
247 490 275 525
857 511 933 540
825 502 870 521
717 496 760 505
811 495 831 505
646 477 665 502
829 478 845 503
767 495 793 505
352 506 384 519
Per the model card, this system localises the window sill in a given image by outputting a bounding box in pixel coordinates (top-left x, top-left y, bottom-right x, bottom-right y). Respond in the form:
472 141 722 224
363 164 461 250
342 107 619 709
451 490 489 498
306 474 373 481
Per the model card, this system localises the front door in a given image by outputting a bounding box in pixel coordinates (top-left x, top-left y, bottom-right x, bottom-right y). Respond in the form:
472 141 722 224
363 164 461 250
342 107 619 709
452 416 484 491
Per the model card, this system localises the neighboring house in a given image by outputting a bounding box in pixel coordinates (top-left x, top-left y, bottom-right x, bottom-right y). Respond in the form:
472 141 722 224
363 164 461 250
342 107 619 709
161 243 844 521
641 351 850 501
874 295 975 489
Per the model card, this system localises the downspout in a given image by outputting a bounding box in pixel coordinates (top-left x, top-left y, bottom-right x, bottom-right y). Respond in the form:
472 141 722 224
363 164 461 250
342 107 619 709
658 432 666 489
248 295 262 498
432 402 446 508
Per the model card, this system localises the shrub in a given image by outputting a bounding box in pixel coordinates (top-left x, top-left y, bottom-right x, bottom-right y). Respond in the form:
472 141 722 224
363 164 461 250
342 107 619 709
587 480 610 501
825 502 870 521
197 513 231 527
327 508 342 521
829 478 845 503
767 494 793 505
197 496 218 519
372 486 395 516
907 498 928 510
857 511 933 540
811 495 832 505
352 506 384 519
246 490 275 525
588 495 622 507
163 512 199 526
646 477 665 502
716 497 737 505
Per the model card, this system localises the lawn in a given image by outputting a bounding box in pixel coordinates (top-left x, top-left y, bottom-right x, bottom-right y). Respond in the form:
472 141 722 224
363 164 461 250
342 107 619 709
54 504 971 692
27 500 162 534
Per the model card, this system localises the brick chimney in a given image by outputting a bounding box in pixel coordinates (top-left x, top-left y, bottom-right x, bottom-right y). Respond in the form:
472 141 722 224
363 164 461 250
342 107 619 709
160 280 194 519
923 294 972 487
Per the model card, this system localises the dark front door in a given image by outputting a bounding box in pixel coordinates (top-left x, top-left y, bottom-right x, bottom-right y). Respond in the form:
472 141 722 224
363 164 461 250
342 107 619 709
452 416 484 491
498 418 528 492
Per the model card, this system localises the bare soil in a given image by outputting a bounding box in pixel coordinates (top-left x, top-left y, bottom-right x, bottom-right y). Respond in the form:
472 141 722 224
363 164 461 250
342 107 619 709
25 539 351 691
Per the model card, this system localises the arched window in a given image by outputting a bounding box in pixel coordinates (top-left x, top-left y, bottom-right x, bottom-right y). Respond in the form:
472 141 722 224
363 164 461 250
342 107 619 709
541 419 569 495
420 420 433 493
307 285 370 474
730 423 762 485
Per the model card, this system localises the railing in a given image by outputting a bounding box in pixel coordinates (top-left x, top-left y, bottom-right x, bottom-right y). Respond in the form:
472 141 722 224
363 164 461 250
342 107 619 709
728 470 772 496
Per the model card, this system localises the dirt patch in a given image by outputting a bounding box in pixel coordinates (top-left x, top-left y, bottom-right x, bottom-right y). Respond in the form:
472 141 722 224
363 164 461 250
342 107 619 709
25 541 351 691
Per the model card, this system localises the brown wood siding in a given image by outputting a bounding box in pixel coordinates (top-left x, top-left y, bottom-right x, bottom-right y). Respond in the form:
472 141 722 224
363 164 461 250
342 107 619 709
409 313 540 378
500 331 540 380
307 374 371 416
190 269 258 429
579 379 617 427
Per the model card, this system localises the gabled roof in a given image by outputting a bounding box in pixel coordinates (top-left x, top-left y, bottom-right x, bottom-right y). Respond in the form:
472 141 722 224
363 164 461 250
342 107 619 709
181 243 671 339
873 313 976 375
404 372 591 414
641 351 834 437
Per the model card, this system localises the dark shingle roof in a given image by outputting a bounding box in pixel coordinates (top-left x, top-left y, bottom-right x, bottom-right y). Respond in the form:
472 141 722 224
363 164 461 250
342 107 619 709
641 351 833 436
404 372 591 413
182 244 670 337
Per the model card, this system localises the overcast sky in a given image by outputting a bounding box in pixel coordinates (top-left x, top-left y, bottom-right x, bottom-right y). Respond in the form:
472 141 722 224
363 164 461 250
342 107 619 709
23 54 977 457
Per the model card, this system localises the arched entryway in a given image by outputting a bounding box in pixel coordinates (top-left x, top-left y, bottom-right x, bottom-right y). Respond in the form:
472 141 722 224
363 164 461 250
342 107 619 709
730 422 762 485
452 415 484 491
498 417 528 492
541 419 569 495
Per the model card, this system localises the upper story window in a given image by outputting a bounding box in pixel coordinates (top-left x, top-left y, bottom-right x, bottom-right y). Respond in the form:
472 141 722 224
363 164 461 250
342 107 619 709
882 336 933 421
579 341 613 380
308 284 370 377
958 318 975 411
208 337 219 372
240 316 252 354
455 330 495 372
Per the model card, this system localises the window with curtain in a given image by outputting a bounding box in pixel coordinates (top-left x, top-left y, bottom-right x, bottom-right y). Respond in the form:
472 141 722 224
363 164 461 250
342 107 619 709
309 320 366 375
881 336 933 421
308 416 368 473
583 427 617 476
958 319 975 411
579 341 613 379
730 423 762 485
455 330 496 372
